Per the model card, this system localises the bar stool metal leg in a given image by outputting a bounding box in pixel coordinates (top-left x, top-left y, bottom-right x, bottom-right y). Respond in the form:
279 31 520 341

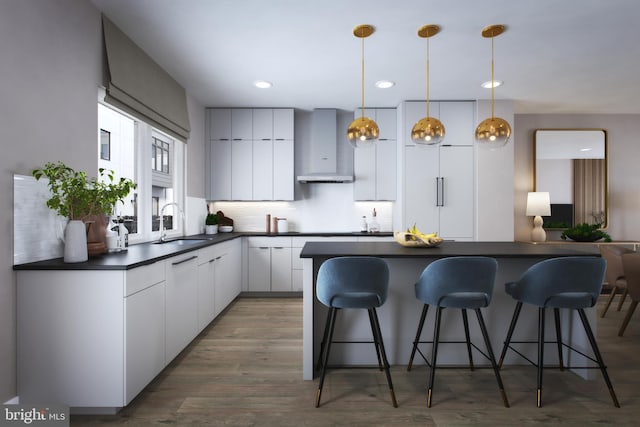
499 301 523 368
577 308 620 408
427 307 444 408
407 304 429 371
316 307 338 407
553 308 564 371
316 307 333 371
368 309 384 371
537 307 546 408
475 308 510 407
462 308 474 371
369 307 398 408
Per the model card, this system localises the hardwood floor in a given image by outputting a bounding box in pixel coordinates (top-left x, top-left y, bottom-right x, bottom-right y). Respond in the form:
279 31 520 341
72 296 640 426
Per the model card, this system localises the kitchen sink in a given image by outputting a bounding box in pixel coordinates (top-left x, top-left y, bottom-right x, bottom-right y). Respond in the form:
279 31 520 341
153 238 208 245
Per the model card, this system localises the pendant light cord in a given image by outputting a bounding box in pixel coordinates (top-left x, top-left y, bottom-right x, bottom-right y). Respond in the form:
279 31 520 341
361 32 365 120
491 35 495 119
426 36 430 118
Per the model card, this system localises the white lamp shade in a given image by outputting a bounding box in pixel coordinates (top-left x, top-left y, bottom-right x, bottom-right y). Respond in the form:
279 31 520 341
526 192 551 216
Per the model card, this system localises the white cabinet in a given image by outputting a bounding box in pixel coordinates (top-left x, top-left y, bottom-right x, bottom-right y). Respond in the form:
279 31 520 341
207 108 294 201
401 101 475 240
125 264 165 403
354 108 397 200
165 252 200 363
248 236 293 292
214 238 242 315
197 245 218 331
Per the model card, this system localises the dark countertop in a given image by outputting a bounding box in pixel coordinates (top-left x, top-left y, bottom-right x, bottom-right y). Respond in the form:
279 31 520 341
13 231 393 271
300 241 601 259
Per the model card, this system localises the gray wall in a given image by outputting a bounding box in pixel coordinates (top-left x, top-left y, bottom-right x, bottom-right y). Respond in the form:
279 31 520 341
513 114 640 242
0 0 205 402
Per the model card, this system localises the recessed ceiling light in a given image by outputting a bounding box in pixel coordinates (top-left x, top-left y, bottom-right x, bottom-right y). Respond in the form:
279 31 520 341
375 80 395 89
580 148 593 152
254 80 273 89
481 80 503 88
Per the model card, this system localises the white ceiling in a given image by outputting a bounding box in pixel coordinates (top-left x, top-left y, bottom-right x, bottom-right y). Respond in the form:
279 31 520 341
90 0 640 114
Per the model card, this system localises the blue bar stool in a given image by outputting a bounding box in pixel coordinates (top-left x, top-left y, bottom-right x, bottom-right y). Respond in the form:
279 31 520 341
498 256 620 408
315 256 397 408
407 256 509 408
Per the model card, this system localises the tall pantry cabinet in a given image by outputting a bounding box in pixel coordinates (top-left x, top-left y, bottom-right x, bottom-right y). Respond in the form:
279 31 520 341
401 101 475 240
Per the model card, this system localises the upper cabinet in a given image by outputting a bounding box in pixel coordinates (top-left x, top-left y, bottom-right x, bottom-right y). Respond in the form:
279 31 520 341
206 108 294 201
353 108 397 201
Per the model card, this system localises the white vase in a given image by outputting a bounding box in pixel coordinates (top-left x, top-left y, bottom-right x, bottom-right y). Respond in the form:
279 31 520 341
205 224 218 235
64 219 88 263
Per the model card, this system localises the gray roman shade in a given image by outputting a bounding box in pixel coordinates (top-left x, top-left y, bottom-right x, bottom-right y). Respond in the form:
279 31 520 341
102 15 190 141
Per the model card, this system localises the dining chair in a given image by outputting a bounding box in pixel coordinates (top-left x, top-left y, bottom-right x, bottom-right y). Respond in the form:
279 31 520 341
599 245 633 317
618 252 640 336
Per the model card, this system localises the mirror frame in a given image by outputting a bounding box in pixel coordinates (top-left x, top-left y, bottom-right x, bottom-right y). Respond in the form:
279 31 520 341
533 128 608 229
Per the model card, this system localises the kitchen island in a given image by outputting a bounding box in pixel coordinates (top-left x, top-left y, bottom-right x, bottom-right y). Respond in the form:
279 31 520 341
300 241 600 380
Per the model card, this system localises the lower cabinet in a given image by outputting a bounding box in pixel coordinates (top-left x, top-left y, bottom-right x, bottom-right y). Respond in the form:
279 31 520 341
248 237 292 291
16 239 242 413
165 253 200 363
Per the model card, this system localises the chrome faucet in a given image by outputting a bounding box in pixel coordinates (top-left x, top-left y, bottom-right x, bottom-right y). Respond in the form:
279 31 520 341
159 202 183 242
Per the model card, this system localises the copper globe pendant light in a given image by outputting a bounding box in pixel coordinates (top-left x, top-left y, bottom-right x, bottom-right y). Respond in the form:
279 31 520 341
411 24 445 146
347 24 379 148
475 24 511 148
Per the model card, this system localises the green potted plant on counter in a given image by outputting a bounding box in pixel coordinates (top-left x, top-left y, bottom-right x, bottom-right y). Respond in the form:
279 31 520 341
205 212 218 235
32 161 136 262
561 222 612 242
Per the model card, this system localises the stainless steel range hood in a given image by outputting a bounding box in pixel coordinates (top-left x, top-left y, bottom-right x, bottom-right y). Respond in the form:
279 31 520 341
296 109 354 183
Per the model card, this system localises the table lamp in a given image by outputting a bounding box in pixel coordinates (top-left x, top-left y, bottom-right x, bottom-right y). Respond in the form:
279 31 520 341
526 192 551 242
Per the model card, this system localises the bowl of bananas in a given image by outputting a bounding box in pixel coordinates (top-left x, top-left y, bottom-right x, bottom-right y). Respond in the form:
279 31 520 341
394 224 444 248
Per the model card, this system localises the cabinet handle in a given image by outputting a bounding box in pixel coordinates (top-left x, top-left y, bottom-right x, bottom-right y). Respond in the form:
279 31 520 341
259 247 269 249
274 247 284 249
215 256 222 260
261 138 272 141
172 255 198 266
440 177 445 207
208 258 216 264
275 138 285 141
435 177 440 207
232 138 242 141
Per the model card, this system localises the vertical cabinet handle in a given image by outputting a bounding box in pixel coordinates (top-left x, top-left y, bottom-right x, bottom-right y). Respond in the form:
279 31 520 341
440 177 445 207
435 177 440 207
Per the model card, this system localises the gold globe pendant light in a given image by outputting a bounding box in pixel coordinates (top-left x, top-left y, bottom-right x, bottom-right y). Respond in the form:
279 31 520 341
347 24 379 148
411 24 445 146
475 24 511 148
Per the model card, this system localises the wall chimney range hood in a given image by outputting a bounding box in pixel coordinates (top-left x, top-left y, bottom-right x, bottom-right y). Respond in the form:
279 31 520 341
297 109 354 183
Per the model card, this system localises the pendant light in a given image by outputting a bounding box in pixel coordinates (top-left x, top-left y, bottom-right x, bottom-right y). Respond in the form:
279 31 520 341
347 24 379 148
475 24 511 148
411 24 445 145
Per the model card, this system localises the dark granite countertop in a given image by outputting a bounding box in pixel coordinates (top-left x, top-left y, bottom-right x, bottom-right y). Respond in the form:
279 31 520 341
300 240 600 259
13 231 393 271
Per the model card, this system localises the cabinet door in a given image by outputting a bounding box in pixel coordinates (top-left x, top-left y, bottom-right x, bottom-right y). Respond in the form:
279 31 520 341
215 240 242 315
231 139 253 200
252 109 273 141
375 138 397 200
273 140 294 200
197 254 216 331
125 281 165 403
252 140 273 200
439 146 474 239
209 109 231 141
376 108 397 141
231 109 252 140
439 101 474 146
207 139 232 200
353 144 376 200
165 254 199 362
271 246 292 291
248 247 271 291
404 144 439 232
273 109 294 140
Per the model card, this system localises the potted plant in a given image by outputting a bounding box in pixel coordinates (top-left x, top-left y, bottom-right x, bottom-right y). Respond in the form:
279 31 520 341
561 222 612 242
32 161 137 262
205 212 218 234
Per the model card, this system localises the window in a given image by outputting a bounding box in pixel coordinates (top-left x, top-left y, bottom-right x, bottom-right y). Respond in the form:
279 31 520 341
98 102 185 243
100 129 111 160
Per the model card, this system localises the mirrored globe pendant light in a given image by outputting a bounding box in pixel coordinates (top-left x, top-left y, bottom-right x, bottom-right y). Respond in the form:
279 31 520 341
475 24 511 148
347 24 379 148
411 24 445 145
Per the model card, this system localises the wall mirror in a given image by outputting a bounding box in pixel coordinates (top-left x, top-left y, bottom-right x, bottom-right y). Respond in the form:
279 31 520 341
534 129 607 228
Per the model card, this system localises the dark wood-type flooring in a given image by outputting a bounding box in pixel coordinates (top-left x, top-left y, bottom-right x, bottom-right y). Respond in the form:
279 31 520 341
72 295 640 426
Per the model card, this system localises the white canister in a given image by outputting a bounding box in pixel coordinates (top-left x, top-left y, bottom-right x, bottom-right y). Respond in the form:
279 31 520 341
277 218 288 233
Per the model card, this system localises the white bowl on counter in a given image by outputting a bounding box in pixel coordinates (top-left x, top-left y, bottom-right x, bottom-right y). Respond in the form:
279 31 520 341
219 225 234 233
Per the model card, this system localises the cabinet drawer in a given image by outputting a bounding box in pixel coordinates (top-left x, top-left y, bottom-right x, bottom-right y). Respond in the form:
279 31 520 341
126 261 165 296
248 236 292 248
